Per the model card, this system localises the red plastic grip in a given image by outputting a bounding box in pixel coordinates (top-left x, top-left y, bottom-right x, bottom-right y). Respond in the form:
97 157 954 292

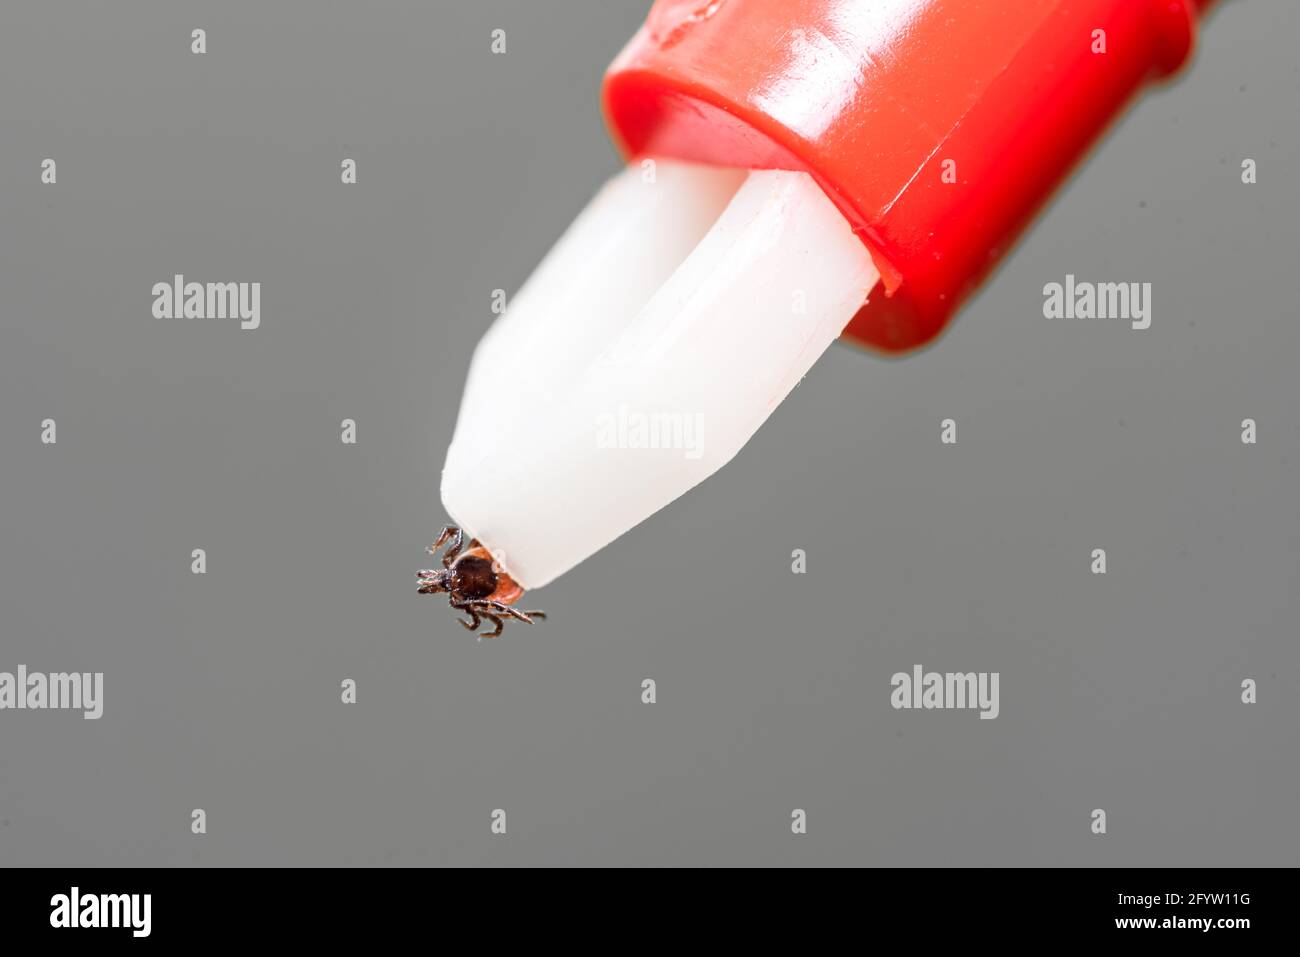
603 0 1208 352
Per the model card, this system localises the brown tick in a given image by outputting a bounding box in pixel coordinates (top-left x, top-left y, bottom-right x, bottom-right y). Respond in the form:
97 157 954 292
416 525 546 639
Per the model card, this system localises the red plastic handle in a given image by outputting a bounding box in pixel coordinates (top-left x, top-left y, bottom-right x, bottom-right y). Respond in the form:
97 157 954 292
603 0 1207 352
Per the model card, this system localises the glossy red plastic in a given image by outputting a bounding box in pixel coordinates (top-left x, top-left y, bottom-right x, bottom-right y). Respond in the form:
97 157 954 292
603 0 1210 352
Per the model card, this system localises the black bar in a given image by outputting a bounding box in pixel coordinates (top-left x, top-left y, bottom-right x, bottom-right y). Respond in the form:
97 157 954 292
0 867 1286 943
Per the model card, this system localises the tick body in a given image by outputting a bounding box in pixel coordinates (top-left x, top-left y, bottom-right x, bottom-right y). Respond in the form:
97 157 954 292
417 526 546 639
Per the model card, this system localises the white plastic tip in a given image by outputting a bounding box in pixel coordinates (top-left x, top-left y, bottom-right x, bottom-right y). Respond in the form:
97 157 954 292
441 160 880 589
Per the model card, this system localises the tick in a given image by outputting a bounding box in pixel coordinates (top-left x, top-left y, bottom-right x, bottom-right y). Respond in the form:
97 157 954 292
416 525 546 639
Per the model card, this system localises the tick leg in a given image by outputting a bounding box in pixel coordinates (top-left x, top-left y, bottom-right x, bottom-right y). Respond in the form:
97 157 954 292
463 600 545 625
449 600 481 631
427 525 464 567
478 613 505 639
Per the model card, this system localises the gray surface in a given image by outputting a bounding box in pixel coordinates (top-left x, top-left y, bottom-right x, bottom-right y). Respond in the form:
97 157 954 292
0 0 1296 867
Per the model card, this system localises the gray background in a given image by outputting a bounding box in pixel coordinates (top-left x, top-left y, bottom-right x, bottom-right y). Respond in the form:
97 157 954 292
1 0 1295 867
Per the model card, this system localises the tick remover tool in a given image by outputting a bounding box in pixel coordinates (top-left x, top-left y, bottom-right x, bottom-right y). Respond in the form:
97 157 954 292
434 0 1214 614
